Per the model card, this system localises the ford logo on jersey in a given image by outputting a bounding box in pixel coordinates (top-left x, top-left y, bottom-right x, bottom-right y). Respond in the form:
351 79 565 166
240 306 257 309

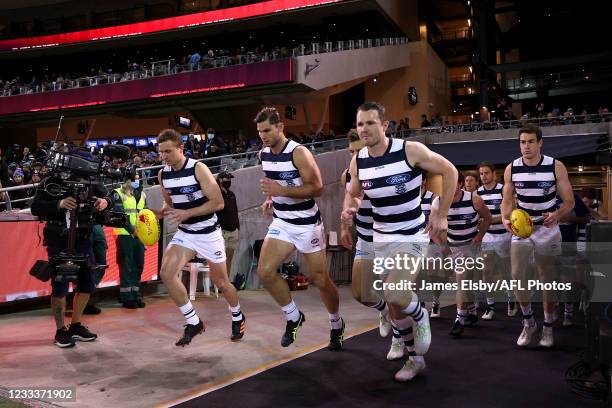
179 186 197 194
537 181 554 188
279 171 298 180
386 174 410 185
460 214 474 220
361 180 373 189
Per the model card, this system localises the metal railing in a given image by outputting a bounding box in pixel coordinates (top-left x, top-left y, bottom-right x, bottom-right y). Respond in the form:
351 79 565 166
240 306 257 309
393 112 612 138
0 137 349 211
1 36 409 97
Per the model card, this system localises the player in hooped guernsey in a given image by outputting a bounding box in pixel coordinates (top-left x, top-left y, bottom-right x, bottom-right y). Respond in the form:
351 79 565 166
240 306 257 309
432 172 491 337
156 129 245 347
342 102 458 382
477 162 516 320
255 107 344 351
340 130 398 360
501 124 574 349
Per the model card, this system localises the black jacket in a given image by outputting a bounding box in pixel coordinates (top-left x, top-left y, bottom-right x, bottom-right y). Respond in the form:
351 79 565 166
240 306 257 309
216 188 239 231
30 176 113 245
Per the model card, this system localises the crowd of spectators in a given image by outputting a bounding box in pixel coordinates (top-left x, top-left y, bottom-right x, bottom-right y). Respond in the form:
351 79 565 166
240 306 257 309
0 16 401 97
0 44 293 97
387 103 611 137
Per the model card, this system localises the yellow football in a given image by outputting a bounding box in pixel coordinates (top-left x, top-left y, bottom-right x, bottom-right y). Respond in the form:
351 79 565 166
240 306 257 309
135 209 160 246
510 209 533 239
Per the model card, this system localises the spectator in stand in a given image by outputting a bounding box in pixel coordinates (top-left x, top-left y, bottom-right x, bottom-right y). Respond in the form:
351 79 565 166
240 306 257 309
421 114 431 127
185 134 199 152
535 102 546 118
188 51 202 70
8 168 28 209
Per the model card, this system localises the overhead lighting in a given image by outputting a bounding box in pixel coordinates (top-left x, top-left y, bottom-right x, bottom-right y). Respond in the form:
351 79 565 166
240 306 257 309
469 66 473 73
491 110 496 113
474 111 479 114
468 19 471 27
453 109 457 113
578 165 584 172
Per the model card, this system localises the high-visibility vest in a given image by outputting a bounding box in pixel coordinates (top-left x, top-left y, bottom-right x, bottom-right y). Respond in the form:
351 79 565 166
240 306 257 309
113 187 146 236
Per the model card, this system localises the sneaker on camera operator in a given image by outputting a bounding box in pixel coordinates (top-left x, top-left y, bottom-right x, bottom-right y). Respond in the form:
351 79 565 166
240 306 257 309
30 172 113 348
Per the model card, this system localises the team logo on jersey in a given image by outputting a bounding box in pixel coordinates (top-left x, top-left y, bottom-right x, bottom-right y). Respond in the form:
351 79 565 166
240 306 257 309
489 199 502 209
514 182 524 188
215 251 222 256
386 174 410 185
180 186 197 194
311 238 319 245
268 228 280 235
186 193 196 201
395 184 407 194
286 179 296 187
460 214 474 221
361 180 373 189
537 181 554 188
538 181 554 195
279 171 298 180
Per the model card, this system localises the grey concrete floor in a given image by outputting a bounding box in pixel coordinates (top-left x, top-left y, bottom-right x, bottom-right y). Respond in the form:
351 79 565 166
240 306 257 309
0 285 396 408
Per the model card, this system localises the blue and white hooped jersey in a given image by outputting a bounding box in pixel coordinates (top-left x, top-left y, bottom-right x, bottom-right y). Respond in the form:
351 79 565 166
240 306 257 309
511 155 557 225
161 158 219 234
261 140 320 226
346 169 373 242
477 183 507 235
356 137 425 236
447 190 480 245
421 190 436 226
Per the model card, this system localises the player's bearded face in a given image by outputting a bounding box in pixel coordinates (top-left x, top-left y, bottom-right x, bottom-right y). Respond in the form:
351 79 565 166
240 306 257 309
356 110 388 147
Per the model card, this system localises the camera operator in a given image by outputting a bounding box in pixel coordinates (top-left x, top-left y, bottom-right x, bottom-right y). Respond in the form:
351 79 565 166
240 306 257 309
30 172 113 348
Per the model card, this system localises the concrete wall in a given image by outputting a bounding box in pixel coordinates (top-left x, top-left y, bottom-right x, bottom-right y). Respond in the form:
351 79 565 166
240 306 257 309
295 43 411 91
